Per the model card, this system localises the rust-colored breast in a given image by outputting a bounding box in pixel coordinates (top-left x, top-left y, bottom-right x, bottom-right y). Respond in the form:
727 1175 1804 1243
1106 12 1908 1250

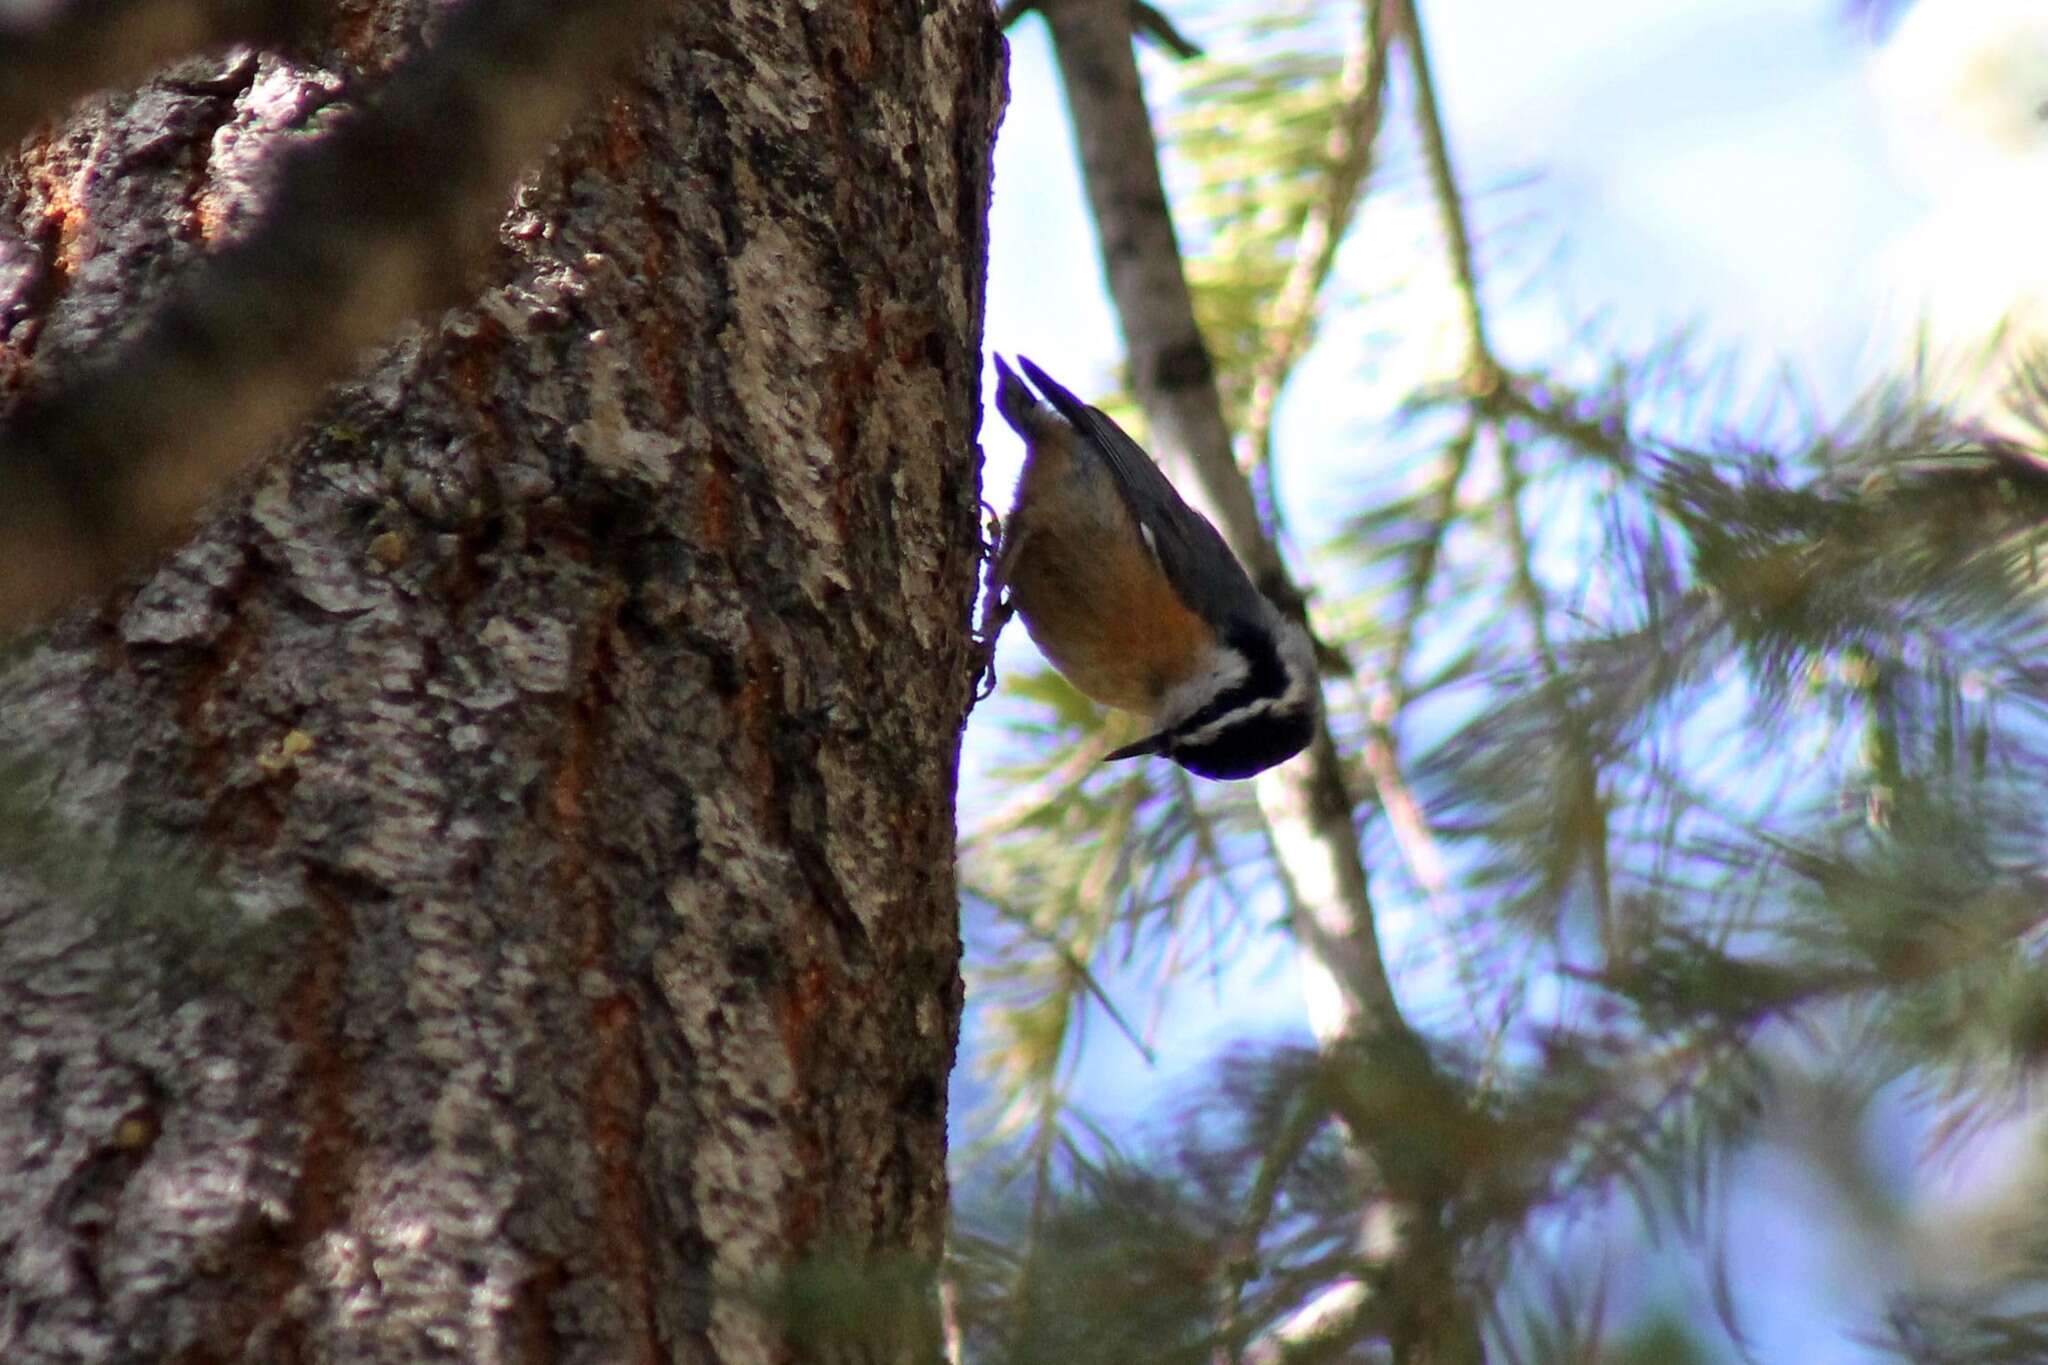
1003 431 1211 713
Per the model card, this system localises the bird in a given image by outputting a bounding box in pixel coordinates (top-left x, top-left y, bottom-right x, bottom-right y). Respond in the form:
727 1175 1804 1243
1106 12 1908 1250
981 355 1317 781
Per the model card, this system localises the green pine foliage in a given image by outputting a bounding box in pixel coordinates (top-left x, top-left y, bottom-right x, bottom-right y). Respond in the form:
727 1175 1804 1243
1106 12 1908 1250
957 1 2048 1361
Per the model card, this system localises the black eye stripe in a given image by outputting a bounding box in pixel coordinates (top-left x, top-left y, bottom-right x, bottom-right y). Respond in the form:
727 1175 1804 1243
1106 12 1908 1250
1171 706 1316 779
1166 624 1288 745
1171 685 1262 741
1232 624 1289 695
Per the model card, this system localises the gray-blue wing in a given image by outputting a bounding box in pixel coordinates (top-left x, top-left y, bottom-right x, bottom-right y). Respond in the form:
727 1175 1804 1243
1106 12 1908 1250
1013 356 1268 632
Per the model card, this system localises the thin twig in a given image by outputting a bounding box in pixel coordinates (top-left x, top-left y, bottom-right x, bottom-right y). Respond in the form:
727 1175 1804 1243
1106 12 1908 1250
1130 0 1204 59
1496 432 1618 941
1398 0 1500 389
1220 1088 1327 1363
1242 0 1394 511
1387 418 1481 699
939 1258 967 1365
1401 0 1620 953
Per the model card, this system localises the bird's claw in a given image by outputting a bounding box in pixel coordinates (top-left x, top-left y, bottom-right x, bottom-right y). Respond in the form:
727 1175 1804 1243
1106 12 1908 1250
970 591 1013 706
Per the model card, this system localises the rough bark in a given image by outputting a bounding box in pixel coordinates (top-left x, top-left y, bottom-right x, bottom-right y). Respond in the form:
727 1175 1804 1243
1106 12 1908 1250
0 0 326 152
0 0 672 628
0 2 1002 1362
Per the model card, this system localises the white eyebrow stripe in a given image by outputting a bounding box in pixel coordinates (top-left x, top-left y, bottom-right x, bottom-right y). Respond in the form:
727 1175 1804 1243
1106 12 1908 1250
1174 694 1282 749
1167 649 1318 751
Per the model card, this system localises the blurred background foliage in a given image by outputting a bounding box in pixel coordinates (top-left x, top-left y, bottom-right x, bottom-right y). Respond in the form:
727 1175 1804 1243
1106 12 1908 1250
949 0 2048 1360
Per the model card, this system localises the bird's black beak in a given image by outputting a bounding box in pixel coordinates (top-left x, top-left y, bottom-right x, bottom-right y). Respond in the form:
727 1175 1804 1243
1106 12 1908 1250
1103 731 1170 763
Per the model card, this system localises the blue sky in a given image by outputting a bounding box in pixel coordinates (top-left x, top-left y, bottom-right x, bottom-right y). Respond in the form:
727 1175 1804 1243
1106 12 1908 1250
964 2 2047 1359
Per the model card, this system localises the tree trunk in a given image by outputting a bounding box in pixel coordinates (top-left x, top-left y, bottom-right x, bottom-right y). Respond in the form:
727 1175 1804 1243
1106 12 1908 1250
0 3 1001 1362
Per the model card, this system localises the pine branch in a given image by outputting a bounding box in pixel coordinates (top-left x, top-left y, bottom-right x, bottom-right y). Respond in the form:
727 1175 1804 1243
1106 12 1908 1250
1030 1 1479 1355
1398 0 1501 392
1240 0 1394 507
1130 0 1204 60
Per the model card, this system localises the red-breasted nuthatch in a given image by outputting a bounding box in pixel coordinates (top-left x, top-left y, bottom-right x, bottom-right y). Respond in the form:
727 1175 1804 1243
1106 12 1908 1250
984 355 1318 781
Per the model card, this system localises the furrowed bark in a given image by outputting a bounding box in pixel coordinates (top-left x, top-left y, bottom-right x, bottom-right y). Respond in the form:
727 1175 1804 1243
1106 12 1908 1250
0 0 675 630
0 2 1002 1361
0 0 325 152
